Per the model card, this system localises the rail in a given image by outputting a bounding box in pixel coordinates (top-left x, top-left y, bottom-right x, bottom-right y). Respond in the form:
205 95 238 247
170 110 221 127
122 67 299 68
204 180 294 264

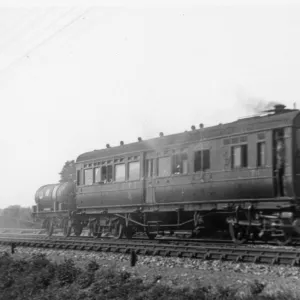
0 235 300 266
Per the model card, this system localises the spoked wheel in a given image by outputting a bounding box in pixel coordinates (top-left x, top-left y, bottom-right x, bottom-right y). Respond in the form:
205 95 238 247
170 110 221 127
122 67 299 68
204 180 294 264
63 219 71 237
275 232 293 246
229 222 248 244
111 221 124 239
46 219 54 237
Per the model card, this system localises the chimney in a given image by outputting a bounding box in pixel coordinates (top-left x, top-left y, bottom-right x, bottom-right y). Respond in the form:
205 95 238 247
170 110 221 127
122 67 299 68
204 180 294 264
191 125 196 131
274 104 286 114
120 141 124 146
159 132 164 137
138 137 142 142
106 144 110 148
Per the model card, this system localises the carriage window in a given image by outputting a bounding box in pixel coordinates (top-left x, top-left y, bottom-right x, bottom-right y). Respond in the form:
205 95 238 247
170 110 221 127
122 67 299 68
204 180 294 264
257 142 266 167
129 161 140 180
157 157 171 177
84 169 93 185
115 164 125 182
145 159 154 177
194 150 210 172
203 150 210 170
297 129 300 151
172 153 188 174
194 151 202 172
94 167 101 183
231 145 248 168
76 170 81 186
101 165 113 182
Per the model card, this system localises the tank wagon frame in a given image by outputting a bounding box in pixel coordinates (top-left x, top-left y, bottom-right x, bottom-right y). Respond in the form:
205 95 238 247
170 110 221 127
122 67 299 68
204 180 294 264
32 105 300 244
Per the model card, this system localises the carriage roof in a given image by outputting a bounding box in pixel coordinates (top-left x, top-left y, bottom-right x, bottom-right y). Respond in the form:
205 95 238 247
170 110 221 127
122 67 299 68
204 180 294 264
76 109 300 163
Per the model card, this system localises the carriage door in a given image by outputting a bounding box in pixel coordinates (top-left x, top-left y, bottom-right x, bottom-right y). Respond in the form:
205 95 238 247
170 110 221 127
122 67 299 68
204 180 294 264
144 155 156 204
272 128 285 196
294 128 300 196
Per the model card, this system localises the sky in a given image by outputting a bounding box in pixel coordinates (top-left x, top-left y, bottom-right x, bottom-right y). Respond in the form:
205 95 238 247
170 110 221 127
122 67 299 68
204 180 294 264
0 0 300 208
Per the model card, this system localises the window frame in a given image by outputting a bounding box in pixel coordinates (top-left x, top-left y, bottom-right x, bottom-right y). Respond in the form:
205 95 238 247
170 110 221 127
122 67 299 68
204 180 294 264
145 159 154 178
194 149 210 172
76 170 81 186
128 161 140 181
157 156 171 177
101 165 113 183
172 152 188 175
114 163 126 182
93 166 101 183
84 168 93 185
231 144 248 169
257 141 266 167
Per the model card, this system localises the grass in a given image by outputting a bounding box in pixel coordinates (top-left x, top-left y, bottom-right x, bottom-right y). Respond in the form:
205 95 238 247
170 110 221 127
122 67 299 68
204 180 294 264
0 251 298 300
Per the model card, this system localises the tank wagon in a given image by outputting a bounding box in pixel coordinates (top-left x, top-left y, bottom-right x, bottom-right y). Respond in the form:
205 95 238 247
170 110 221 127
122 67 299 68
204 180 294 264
32 104 300 245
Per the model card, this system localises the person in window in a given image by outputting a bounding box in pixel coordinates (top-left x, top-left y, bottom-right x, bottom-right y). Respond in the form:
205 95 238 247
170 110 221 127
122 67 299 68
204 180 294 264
174 164 181 175
276 134 285 196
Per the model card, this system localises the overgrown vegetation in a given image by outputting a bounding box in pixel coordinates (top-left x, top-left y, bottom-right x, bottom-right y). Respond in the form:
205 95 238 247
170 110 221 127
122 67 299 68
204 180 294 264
0 252 297 300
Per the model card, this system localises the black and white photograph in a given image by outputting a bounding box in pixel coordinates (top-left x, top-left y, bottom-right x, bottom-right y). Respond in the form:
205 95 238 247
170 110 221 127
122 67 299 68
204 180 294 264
1 0 300 299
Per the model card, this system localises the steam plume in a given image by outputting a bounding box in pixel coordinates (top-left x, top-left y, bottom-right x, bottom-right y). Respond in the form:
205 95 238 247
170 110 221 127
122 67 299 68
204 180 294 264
236 85 282 114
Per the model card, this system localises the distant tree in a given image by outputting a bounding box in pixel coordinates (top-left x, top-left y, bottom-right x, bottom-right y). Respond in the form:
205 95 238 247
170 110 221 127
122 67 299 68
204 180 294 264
3 205 21 219
59 160 76 183
1 205 33 228
3 205 32 221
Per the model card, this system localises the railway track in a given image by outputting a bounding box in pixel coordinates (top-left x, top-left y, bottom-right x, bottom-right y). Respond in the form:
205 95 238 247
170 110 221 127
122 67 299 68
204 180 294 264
1 229 300 249
0 228 46 234
1 235 300 267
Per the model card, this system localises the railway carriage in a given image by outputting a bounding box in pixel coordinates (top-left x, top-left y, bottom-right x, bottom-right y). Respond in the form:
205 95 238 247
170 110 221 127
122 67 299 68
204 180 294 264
33 104 300 244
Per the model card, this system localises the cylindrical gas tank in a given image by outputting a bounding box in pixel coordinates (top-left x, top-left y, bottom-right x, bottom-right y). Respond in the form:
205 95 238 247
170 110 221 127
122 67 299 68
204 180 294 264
35 182 76 210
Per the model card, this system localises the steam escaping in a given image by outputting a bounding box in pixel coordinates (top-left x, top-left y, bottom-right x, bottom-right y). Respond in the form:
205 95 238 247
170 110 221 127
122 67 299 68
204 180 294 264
246 99 282 114
236 85 283 114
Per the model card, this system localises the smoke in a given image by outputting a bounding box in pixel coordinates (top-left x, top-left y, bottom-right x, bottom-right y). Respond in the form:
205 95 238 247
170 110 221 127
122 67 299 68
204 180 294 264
236 85 282 114
246 99 281 114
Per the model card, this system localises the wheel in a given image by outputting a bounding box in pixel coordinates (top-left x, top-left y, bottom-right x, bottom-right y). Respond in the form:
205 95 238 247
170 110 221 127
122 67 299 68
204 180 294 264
146 228 157 240
63 219 71 237
229 222 247 244
74 224 83 237
47 219 54 237
275 232 292 246
90 223 102 238
274 219 293 246
111 221 124 239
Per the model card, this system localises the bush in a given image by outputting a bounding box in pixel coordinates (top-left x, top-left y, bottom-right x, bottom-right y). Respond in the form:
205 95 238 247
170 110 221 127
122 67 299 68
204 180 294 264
0 252 299 300
86 259 100 272
56 258 79 286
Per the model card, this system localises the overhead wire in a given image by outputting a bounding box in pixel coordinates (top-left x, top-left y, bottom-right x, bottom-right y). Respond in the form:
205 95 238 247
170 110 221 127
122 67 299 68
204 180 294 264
0 8 52 55
0 8 35 50
6 7 77 59
0 7 92 77
0 7 77 68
